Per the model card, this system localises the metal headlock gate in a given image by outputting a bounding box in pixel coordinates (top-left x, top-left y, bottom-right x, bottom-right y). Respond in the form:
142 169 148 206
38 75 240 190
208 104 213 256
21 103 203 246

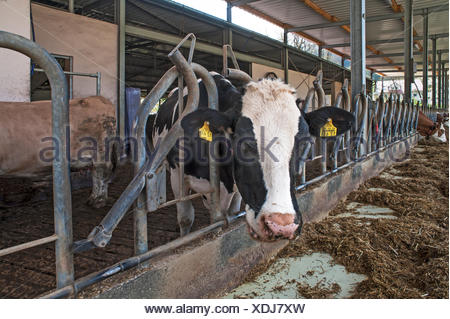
0 30 428 299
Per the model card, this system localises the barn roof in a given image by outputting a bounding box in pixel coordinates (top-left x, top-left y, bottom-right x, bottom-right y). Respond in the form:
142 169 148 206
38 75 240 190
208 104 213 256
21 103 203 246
227 0 449 76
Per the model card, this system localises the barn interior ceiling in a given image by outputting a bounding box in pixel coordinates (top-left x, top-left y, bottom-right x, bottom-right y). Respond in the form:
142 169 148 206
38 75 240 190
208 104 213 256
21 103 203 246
31 0 358 93
227 0 449 77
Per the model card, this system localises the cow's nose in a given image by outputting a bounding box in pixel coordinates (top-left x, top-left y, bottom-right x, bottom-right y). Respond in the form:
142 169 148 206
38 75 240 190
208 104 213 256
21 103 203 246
264 213 299 239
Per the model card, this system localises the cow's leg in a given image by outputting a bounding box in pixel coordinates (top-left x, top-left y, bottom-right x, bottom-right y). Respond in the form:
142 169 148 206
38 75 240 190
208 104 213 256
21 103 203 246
87 161 115 208
170 167 195 236
87 140 119 208
227 191 242 216
200 183 240 223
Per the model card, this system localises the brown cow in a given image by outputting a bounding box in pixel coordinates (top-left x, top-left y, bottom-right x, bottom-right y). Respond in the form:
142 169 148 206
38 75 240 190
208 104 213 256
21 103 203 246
417 111 438 137
0 96 118 208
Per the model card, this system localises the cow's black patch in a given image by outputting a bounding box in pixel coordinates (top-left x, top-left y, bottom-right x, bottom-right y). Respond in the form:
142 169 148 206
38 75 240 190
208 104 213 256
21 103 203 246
232 117 267 215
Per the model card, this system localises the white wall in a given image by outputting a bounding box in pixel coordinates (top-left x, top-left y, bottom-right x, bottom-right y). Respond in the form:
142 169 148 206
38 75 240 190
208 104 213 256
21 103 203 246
252 63 315 100
32 4 118 108
0 0 31 102
251 63 334 106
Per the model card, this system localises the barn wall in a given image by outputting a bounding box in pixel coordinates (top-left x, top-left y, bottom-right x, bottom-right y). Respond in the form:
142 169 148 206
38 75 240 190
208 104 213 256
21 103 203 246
32 4 118 108
0 0 31 102
251 63 332 105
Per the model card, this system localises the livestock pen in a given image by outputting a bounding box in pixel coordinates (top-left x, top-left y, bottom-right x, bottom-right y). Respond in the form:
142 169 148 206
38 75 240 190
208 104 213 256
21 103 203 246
0 30 433 299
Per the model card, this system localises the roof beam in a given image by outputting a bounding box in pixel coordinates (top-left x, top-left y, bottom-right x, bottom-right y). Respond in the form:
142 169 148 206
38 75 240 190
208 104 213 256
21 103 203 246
296 0 401 71
367 49 449 58
125 24 283 69
81 0 110 13
368 60 448 67
322 33 449 48
380 68 448 73
225 1 350 60
287 4 448 32
230 0 260 7
387 0 423 51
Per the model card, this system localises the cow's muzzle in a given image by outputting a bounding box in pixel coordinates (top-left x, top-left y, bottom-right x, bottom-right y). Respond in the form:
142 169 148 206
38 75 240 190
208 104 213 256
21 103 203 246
245 206 301 241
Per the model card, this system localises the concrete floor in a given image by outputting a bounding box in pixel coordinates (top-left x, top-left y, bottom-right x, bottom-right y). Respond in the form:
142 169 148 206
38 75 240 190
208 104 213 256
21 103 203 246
225 163 409 299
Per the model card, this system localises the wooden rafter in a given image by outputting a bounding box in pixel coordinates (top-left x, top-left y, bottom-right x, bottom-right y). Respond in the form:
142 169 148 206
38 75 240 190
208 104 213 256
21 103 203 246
388 0 424 51
299 0 402 71
226 1 349 61
228 0 394 74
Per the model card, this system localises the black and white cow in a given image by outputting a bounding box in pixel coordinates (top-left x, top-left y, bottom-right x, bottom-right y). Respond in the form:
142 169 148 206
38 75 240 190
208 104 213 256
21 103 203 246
150 73 354 241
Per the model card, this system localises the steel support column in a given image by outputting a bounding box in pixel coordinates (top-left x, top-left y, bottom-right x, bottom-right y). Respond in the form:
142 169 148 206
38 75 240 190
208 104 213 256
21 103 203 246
350 0 366 104
284 31 289 84
68 0 74 13
225 3 233 46
227 2 232 22
118 0 126 140
438 51 442 108
404 0 413 103
422 10 428 107
445 69 449 109
432 37 437 108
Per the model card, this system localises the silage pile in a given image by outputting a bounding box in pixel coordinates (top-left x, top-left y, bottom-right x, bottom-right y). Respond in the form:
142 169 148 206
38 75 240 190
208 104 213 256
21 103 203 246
251 142 449 298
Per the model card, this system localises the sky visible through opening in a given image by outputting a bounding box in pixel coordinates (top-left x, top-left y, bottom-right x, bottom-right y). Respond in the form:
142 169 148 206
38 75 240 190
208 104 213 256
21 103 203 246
170 0 427 99
170 0 284 40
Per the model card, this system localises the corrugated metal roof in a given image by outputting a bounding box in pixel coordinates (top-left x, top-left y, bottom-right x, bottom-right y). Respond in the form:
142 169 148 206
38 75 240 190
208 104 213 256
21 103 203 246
233 0 448 76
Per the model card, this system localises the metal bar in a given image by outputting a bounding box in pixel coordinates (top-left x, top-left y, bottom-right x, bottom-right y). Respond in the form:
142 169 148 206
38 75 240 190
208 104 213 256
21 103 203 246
68 0 74 13
314 70 325 108
322 33 449 48
404 0 413 104
226 68 253 83
96 71 101 96
135 48 199 255
367 60 448 67
423 10 429 107
283 31 288 84
125 25 282 70
287 4 448 32
0 235 58 258
0 31 74 289
35 68 101 97
432 37 437 108
227 2 232 22
222 45 240 71
446 69 449 109
34 68 98 78
82 0 109 13
438 52 442 108
118 0 126 138
320 139 327 174
42 212 246 299
157 192 212 210
76 52 201 251
69 57 73 100
230 0 260 6
351 0 366 107
366 50 448 59
376 68 446 73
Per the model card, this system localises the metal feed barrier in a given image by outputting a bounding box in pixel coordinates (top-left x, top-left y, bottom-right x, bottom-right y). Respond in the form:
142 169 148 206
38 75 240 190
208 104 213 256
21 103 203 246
0 30 427 298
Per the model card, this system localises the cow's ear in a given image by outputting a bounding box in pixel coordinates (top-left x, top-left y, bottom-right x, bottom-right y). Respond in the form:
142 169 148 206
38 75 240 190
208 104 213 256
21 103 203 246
181 109 234 136
304 106 355 137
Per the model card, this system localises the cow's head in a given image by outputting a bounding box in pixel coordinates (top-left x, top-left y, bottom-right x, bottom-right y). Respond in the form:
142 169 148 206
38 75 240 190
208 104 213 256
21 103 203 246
182 78 354 241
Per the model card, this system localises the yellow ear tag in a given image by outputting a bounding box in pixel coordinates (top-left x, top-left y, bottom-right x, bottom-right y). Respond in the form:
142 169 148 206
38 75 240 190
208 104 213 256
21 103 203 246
320 118 337 137
199 121 213 142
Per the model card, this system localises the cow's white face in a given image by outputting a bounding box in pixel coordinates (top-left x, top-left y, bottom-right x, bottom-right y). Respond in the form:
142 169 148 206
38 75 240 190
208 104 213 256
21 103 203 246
233 80 302 240
181 77 355 241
